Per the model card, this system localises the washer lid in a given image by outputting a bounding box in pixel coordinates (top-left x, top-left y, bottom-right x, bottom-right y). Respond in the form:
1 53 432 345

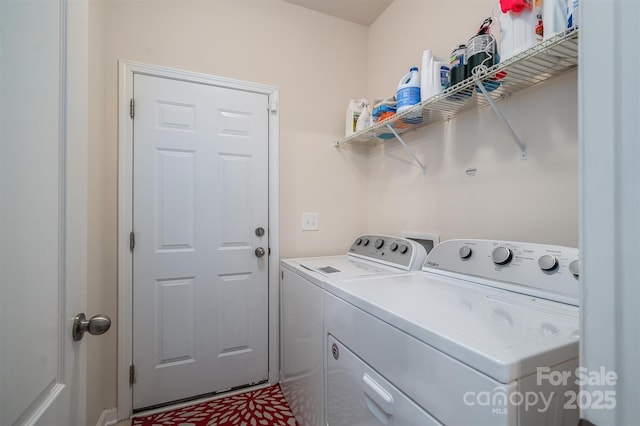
295 256 408 280
324 272 579 384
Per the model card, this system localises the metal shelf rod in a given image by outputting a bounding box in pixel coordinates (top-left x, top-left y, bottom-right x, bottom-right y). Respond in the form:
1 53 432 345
475 81 527 160
385 124 428 175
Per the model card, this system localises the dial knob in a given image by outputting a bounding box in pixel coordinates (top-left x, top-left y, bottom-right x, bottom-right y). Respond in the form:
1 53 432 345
492 247 513 265
459 246 472 259
399 245 408 254
375 238 384 249
390 243 398 252
569 260 580 279
362 238 370 246
355 238 363 246
538 255 558 271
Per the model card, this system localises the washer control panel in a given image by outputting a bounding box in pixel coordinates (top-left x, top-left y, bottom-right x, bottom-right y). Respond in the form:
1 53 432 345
424 239 580 305
348 234 427 271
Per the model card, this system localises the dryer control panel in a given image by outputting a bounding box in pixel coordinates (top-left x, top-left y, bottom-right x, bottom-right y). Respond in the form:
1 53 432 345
348 234 427 271
423 239 580 306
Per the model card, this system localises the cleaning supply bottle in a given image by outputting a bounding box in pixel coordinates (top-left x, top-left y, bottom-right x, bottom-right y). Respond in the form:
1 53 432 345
397 67 422 123
396 67 420 113
567 0 579 28
345 99 362 137
355 99 372 131
420 50 450 101
543 0 567 39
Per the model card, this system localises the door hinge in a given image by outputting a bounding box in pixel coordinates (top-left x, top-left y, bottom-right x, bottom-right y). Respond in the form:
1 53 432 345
129 364 136 385
130 98 135 119
281 270 284 280
129 231 135 251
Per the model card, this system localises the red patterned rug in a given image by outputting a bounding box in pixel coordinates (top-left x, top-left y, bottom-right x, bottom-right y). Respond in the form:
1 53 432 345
132 384 297 426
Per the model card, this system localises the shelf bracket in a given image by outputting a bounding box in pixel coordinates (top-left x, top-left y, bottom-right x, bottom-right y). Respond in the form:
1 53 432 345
475 81 527 160
385 124 428 175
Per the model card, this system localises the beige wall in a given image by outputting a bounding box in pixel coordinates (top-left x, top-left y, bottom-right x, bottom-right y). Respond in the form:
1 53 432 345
86 0 369 423
366 0 578 246
86 0 578 423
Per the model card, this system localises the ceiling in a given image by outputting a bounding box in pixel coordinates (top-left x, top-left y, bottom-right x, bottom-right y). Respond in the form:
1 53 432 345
282 0 394 26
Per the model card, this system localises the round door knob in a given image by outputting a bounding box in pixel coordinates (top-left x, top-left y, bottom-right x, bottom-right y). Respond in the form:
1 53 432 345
569 260 580 278
375 239 384 249
538 255 558 271
492 247 513 265
459 246 472 259
72 313 112 341
390 243 399 252
255 247 266 258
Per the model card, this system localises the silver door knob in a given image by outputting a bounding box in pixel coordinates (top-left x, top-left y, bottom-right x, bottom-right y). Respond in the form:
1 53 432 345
255 247 266 258
72 313 112 341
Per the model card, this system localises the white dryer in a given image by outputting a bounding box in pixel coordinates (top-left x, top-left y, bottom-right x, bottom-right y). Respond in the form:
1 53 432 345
280 235 427 426
324 239 581 426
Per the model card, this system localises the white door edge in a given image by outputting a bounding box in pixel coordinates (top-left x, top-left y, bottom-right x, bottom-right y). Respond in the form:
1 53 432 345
116 60 279 421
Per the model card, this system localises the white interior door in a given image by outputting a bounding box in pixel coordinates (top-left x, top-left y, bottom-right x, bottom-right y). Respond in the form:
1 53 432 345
132 74 270 410
0 0 88 425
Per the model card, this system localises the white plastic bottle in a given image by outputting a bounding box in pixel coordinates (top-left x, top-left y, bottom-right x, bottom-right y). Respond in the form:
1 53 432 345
397 67 420 113
421 50 450 101
345 99 362 137
397 67 422 124
567 0 579 29
543 0 567 39
355 100 372 131
500 6 539 61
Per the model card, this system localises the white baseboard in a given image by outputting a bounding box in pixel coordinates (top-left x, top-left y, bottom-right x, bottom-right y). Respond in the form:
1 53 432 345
96 408 118 426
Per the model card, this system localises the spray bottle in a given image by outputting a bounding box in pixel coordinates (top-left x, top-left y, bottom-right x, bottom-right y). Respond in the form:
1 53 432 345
355 99 372 131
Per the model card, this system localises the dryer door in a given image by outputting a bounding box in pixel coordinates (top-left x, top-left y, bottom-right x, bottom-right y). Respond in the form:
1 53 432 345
327 335 441 426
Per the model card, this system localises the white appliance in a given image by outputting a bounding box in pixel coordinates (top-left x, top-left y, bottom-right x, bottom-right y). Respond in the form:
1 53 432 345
324 239 581 426
280 235 427 426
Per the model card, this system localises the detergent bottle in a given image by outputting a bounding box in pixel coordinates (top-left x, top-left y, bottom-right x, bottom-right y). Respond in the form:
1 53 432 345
543 0 567 39
420 50 450 101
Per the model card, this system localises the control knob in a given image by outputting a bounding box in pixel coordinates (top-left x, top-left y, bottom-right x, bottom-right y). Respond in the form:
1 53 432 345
362 238 370 246
569 260 580 279
375 238 384 249
390 243 398 252
492 246 513 265
399 245 408 254
538 255 558 271
459 246 472 259
355 238 363 246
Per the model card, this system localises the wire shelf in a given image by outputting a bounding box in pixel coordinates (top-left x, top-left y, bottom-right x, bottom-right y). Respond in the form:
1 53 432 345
334 28 579 147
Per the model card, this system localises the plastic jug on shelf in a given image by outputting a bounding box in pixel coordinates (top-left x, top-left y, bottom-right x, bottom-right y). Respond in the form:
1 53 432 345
420 50 450 101
397 67 422 124
345 99 363 137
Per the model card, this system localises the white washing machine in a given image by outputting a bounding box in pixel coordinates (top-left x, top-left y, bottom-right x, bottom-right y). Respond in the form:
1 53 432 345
324 239 581 426
280 235 427 426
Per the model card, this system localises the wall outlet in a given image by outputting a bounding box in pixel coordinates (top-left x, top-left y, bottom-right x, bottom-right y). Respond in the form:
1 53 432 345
301 213 319 231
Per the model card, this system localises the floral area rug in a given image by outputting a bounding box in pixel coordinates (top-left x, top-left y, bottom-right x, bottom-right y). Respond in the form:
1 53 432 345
132 384 297 426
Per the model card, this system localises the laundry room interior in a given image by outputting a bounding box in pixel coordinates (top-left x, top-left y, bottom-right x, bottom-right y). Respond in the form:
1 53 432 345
87 0 579 423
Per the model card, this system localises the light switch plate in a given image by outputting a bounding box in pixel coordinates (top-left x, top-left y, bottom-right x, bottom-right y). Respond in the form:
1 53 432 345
301 213 319 231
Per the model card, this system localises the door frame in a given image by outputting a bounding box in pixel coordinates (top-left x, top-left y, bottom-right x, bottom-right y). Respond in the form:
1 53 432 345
116 60 280 420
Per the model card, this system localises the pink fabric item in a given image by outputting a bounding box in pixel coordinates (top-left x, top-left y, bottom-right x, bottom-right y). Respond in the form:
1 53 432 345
500 0 533 13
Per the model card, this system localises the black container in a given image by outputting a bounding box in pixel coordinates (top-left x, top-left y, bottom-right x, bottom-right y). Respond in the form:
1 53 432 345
450 64 468 86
